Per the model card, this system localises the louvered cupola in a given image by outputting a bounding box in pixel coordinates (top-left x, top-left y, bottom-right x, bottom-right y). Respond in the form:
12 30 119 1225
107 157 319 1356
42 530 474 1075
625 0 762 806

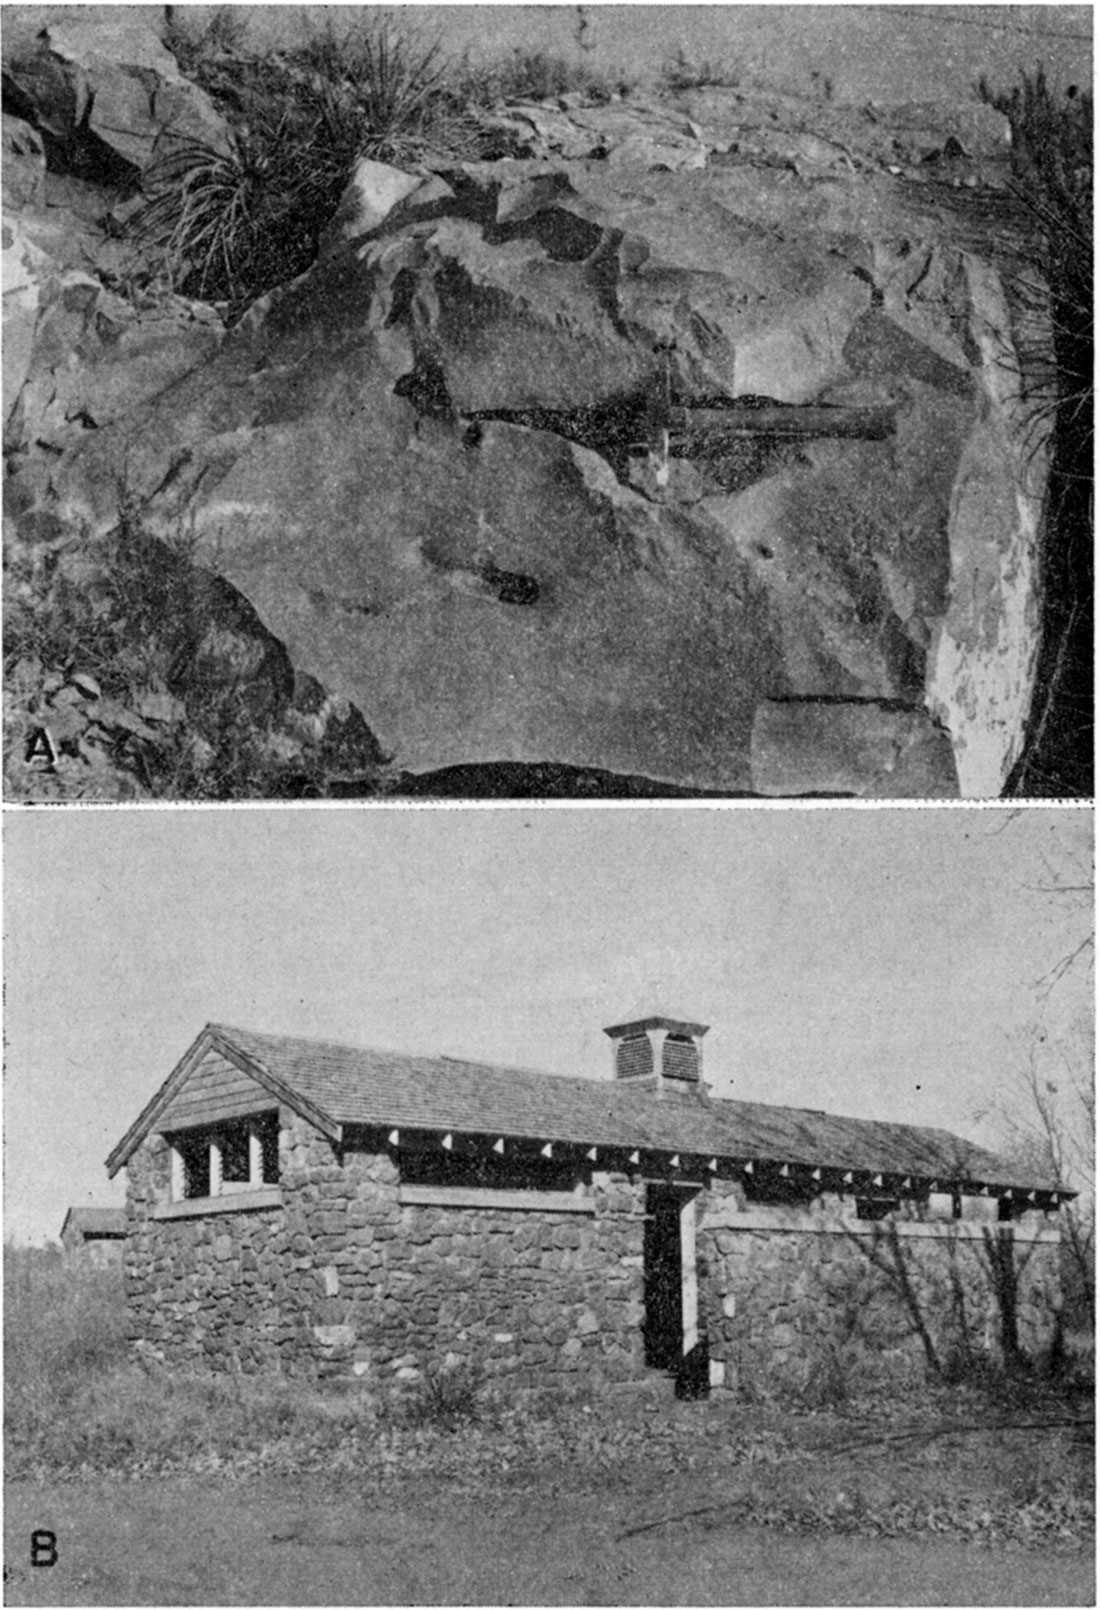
603 1015 710 1100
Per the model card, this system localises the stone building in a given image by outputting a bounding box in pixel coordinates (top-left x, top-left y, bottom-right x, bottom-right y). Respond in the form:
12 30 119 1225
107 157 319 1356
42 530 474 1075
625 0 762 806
107 1016 1068 1390
59 1205 127 1266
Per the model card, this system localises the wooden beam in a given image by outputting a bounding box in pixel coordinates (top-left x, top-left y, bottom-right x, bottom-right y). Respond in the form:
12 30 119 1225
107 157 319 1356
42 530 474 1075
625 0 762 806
668 402 896 442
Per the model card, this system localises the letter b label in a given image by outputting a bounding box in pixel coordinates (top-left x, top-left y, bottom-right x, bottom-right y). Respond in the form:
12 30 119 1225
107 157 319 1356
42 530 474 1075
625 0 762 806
31 1530 57 1567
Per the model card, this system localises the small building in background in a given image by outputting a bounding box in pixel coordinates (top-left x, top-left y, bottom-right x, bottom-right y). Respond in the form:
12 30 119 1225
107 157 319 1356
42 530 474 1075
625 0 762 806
60 1206 126 1267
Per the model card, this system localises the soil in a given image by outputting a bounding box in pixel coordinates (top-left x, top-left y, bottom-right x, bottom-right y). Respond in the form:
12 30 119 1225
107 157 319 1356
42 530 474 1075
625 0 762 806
4 1471 1094 1608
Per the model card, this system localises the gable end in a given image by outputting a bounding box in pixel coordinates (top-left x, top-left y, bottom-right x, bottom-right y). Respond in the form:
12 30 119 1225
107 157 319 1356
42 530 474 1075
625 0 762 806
105 1026 341 1178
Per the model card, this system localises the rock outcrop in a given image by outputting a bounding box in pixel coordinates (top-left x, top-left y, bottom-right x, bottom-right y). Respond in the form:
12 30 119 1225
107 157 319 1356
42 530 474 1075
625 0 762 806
2 17 231 179
5 69 1047 796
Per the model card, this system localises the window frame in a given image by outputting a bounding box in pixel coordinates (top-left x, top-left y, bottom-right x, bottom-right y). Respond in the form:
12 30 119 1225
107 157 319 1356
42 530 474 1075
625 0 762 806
167 1113 280 1205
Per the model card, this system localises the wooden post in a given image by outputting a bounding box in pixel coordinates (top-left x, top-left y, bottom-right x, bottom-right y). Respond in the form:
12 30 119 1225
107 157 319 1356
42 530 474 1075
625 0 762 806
170 1145 184 1203
249 1124 263 1187
680 1193 698 1357
209 1135 222 1198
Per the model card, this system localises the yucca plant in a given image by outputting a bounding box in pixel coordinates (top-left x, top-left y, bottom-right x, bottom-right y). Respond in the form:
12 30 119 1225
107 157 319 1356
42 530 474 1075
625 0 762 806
137 15 462 311
132 110 353 310
299 15 448 148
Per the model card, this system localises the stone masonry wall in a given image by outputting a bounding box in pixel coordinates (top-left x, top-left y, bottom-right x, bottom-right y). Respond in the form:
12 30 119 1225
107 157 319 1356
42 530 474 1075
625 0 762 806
124 1104 321 1372
331 1157 644 1389
124 1115 647 1383
126 1117 1062 1386
699 1179 1062 1392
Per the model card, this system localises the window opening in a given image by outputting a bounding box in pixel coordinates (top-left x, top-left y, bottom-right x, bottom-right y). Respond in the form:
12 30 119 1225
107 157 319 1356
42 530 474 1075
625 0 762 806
400 1148 583 1193
169 1113 279 1202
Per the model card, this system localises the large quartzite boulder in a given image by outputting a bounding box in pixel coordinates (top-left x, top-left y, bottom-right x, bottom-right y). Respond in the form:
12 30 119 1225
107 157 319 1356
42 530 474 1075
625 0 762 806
2 17 231 179
30 95 1044 796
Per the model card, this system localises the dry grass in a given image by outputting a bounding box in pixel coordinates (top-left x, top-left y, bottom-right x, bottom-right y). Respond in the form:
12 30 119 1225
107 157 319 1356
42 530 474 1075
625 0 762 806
4 1243 1092 1555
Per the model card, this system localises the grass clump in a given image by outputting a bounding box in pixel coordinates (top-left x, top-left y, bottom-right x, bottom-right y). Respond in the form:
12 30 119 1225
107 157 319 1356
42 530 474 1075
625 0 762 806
399 1360 487 1431
143 14 462 312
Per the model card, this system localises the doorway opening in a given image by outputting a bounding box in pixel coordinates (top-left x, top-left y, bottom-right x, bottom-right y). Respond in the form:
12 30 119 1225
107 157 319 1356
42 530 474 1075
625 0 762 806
643 1183 708 1395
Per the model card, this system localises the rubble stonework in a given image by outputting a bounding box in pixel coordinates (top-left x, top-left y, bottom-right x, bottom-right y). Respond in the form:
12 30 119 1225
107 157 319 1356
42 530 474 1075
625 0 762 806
698 1179 1062 1391
124 1113 650 1382
123 1107 1061 1386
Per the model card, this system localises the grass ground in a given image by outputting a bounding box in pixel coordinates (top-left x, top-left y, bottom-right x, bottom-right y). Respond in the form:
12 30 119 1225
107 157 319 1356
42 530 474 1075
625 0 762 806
3 1474 1094 1607
4 1248 1094 1605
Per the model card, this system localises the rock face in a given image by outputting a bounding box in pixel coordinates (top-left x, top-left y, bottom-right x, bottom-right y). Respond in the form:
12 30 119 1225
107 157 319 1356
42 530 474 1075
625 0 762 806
11 85 1046 796
2 18 231 178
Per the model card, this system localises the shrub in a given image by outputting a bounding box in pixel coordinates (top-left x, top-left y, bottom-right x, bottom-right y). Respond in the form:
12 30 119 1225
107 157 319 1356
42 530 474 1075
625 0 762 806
461 49 616 106
979 69 1093 796
660 49 740 93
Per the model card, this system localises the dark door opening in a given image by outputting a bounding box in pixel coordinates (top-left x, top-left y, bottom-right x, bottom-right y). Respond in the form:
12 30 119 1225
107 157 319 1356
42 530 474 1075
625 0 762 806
643 1184 685 1370
644 1184 709 1396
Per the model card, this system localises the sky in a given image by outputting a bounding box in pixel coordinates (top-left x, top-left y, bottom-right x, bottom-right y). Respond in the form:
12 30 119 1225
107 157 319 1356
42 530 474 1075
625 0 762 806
4 803 1091 1245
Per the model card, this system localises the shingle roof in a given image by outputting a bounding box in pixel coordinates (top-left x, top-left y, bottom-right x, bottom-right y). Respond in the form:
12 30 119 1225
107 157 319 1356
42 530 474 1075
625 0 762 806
209 1023 1058 1194
63 1207 126 1238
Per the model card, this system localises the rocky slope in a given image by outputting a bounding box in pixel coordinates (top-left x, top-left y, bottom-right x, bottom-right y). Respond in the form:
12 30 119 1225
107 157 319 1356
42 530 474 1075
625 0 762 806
3 23 1051 797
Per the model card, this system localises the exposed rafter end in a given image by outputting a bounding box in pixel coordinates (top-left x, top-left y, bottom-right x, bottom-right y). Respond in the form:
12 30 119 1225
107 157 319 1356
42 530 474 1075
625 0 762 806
670 1154 680 1169
779 1163 791 1178
811 1167 822 1181
872 1174 883 1187
540 1142 553 1159
708 1158 718 1172
743 1160 754 1175
442 1133 453 1151
387 1129 400 1147
843 1171 853 1185
493 1137 505 1154
586 1147 598 1162
629 1150 640 1165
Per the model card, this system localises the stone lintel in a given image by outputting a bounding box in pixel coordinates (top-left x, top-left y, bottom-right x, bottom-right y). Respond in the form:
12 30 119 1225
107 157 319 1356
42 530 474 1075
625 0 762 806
702 1206 1060 1243
153 1187 283 1220
397 1184 595 1214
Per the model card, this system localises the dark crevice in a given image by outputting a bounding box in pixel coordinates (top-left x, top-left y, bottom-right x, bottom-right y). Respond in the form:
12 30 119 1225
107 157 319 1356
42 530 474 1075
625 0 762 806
480 562 540 606
393 356 455 422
